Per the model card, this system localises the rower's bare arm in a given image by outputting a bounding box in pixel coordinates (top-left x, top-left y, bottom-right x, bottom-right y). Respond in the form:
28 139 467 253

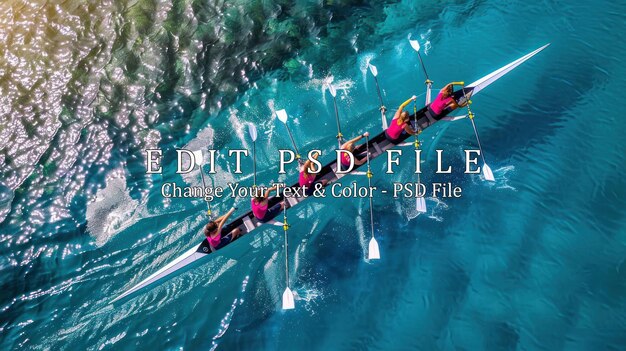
398 97 415 111
354 157 367 166
265 184 278 198
347 134 364 144
393 97 416 120
403 124 418 135
214 214 227 222
306 152 320 172
217 207 236 232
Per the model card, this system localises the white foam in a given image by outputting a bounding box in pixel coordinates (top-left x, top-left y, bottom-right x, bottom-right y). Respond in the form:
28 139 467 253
86 173 140 247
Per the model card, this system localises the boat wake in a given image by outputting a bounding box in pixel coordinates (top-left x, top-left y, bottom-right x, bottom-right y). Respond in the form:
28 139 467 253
355 203 371 262
470 164 517 191
293 285 323 314
426 197 449 222
359 53 378 90
86 173 141 247
492 165 517 191
210 275 250 351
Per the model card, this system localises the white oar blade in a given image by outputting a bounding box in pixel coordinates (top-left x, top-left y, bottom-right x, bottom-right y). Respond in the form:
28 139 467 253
368 63 378 77
416 196 427 213
327 83 337 97
409 39 421 52
368 237 380 260
276 109 288 123
483 163 495 182
282 287 295 310
192 150 204 166
248 123 258 141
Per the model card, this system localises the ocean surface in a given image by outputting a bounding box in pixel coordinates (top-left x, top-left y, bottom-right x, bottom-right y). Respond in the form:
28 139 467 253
1 0 626 350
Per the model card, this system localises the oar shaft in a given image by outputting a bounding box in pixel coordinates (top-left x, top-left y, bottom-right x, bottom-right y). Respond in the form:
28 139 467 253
252 141 257 186
284 233 289 288
373 76 384 107
199 165 208 188
417 52 430 81
413 100 418 130
365 136 372 170
283 208 290 288
413 101 422 188
285 124 300 157
469 118 488 164
365 137 375 238
368 193 375 238
371 71 388 131
460 88 488 165
198 166 212 216
332 96 343 146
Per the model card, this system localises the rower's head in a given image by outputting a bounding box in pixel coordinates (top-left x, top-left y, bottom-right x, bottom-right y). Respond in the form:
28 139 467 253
305 163 315 174
400 111 409 123
253 195 265 203
204 221 218 236
442 84 454 97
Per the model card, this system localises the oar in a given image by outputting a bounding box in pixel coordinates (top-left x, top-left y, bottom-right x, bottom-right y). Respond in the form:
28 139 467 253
408 39 431 212
282 200 295 309
248 123 258 187
413 101 427 213
409 39 434 104
193 150 213 218
367 63 388 130
326 83 344 147
275 109 302 162
364 135 380 259
460 89 495 182
409 40 430 81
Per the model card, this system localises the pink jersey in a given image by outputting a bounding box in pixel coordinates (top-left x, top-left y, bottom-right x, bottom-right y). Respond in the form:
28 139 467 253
251 198 268 219
207 232 221 248
340 151 352 167
386 118 405 140
429 91 454 115
299 171 315 187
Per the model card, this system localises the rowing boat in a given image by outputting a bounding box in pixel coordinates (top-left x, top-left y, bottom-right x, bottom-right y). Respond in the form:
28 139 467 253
111 44 549 303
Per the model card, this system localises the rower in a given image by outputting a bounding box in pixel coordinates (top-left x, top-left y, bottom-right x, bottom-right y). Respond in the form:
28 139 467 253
338 132 369 172
204 207 241 250
384 95 419 144
299 151 327 196
251 184 284 222
425 83 462 122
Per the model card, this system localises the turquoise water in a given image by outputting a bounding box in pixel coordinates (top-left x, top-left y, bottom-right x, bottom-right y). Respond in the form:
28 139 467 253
2 0 626 350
